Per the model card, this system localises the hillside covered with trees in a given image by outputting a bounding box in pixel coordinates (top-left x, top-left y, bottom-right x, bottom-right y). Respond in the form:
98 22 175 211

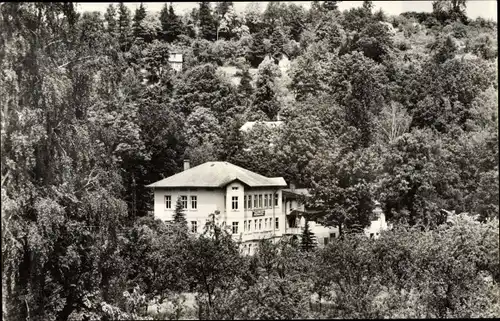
1 1 498 320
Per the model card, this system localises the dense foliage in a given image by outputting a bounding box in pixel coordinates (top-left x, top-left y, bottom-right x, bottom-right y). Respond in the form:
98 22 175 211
1 1 498 320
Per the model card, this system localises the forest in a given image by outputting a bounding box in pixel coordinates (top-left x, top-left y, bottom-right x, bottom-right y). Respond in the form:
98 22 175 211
0 1 498 320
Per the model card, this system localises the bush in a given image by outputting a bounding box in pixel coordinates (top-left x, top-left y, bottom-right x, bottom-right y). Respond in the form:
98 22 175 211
396 40 411 51
471 34 497 60
314 215 500 318
451 22 468 38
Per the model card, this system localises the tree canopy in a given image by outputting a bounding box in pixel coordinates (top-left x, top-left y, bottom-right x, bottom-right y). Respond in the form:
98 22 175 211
1 1 498 320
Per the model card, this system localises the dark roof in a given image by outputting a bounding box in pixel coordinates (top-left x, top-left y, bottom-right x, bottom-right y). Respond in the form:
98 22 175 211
146 161 287 188
282 188 311 198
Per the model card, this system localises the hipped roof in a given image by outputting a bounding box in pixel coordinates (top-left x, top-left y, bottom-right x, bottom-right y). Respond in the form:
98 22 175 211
146 161 287 188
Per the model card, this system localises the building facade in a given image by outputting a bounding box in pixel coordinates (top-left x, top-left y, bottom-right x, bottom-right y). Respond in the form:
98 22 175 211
168 52 183 73
147 161 388 255
147 161 290 254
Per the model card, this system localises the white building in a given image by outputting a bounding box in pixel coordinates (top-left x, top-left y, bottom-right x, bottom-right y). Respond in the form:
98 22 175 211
239 120 284 132
147 161 290 254
147 161 388 254
281 187 339 247
168 52 183 73
364 201 388 239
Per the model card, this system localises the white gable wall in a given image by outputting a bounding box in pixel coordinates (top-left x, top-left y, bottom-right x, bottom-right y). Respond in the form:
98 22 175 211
364 206 388 239
225 181 245 224
153 188 225 230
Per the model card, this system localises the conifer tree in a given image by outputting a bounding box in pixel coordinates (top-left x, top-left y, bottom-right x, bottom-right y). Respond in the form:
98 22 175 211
160 3 182 42
132 3 147 42
247 30 267 68
199 1 217 41
215 1 233 18
168 5 183 41
323 0 341 11
216 2 238 40
362 0 374 13
252 58 281 120
173 196 188 228
104 4 117 34
270 27 285 60
159 3 169 38
301 218 316 251
237 66 254 97
118 2 133 51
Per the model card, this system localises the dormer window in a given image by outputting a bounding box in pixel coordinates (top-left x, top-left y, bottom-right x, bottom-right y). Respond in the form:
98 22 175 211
232 187 238 190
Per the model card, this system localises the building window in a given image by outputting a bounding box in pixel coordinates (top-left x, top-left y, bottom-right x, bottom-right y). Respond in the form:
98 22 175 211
191 196 197 209
324 237 329 245
232 222 239 234
165 195 171 209
330 233 336 239
254 220 257 231
248 243 252 254
247 195 252 209
370 233 374 239
232 186 238 190
264 195 268 208
254 195 258 208
259 219 262 230
181 196 187 209
191 221 198 233
232 196 238 210
274 193 279 206
258 195 262 208
244 220 247 232
265 218 268 229
275 218 279 229
224 196 226 209
244 195 247 209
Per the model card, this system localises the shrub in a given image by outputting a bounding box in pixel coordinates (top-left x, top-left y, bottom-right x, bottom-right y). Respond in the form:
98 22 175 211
396 40 411 51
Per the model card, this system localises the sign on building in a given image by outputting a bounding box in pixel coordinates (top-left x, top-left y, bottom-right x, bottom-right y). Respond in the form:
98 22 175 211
252 210 265 217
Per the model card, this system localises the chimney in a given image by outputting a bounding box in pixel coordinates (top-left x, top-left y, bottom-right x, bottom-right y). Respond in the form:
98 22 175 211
183 159 190 171
290 182 295 191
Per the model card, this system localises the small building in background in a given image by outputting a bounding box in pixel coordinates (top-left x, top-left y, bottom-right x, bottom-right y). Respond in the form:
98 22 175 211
277 53 291 74
147 161 391 255
364 201 388 239
168 52 183 73
146 160 288 255
239 120 284 133
281 186 338 248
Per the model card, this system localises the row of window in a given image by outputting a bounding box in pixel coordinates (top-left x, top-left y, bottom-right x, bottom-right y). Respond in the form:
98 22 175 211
242 243 255 254
244 194 278 210
231 218 279 234
165 195 197 210
228 193 279 211
165 193 280 211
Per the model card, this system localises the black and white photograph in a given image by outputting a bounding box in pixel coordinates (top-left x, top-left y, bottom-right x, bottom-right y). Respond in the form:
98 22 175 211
1 1 498 320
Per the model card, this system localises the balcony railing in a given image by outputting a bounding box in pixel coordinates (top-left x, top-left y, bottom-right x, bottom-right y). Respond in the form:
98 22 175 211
285 227 303 235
